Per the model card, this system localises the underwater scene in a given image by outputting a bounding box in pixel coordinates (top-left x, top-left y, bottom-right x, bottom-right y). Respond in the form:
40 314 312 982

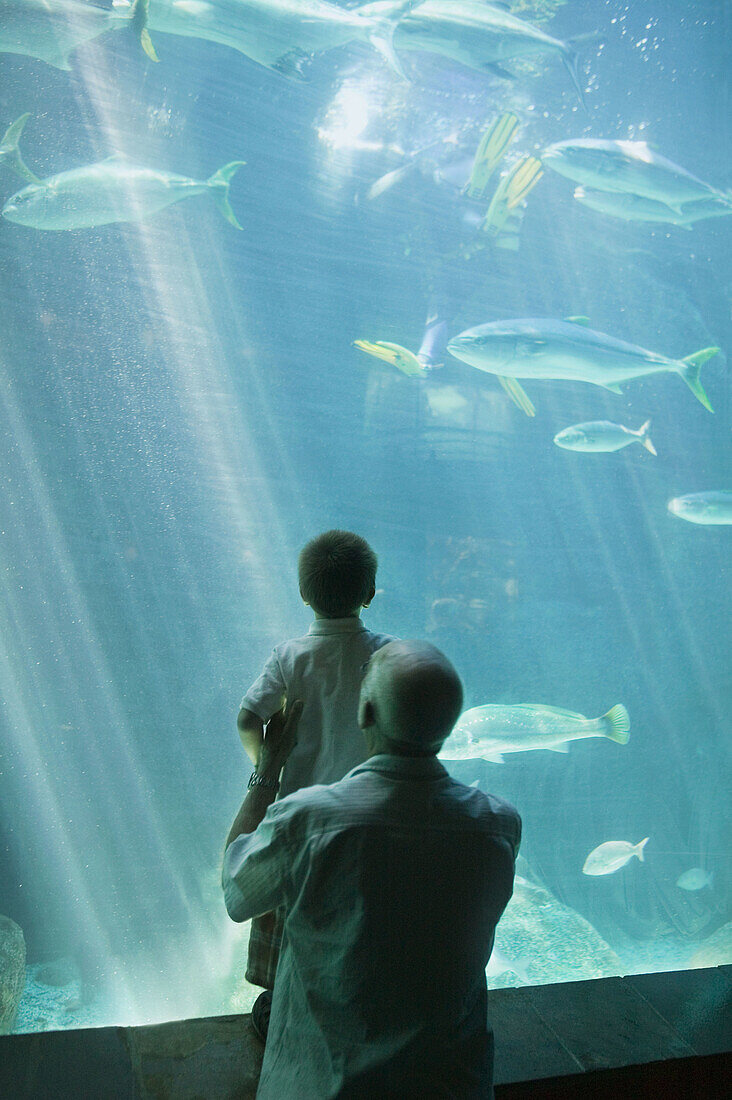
0 0 730 1035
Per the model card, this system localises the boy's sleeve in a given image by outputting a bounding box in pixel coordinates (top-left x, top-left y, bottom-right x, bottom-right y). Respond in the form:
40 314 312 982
240 649 286 723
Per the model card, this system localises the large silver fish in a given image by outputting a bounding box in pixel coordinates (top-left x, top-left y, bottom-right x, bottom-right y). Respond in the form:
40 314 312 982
439 703 630 763
0 0 154 70
667 491 732 525
573 186 732 228
115 0 416 77
2 156 244 230
542 139 731 213
447 318 719 412
358 0 587 105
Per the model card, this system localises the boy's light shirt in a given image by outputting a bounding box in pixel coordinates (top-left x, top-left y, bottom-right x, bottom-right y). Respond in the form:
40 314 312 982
241 617 394 798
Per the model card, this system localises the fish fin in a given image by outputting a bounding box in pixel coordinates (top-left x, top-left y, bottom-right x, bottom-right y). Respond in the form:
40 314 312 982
498 376 536 417
481 157 543 238
547 743 570 753
354 339 427 378
638 419 657 455
602 382 623 395
485 753 505 764
679 347 718 412
464 113 518 201
564 315 591 326
603 704 630 744
364 0 422 82
560 46 587 112
635 837 650 862
511 704 586 720
207 161 245 229
130 0 159 62
0 113 40 184
481 62 517 81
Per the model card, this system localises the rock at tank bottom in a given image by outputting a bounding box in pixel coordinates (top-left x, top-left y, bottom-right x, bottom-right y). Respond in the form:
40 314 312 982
0 915 26 1034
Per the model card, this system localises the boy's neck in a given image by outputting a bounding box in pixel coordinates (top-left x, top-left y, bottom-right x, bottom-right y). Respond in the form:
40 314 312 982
313 610 361 620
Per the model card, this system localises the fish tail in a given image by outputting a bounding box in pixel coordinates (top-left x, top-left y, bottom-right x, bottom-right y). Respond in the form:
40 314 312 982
361 0 419 82
602 704 630 744
464 113 518 201
635 837 650 862
561 47 587 113
679 347 719 412
497 376 536 417
637 419 657 455
130 0 159 62
207 161 246 229
0 113 40 184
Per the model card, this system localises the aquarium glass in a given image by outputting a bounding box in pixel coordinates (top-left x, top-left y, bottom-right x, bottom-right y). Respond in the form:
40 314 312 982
0 0 729 1033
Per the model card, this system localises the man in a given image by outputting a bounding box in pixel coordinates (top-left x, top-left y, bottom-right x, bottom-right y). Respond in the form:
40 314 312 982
223 640 521 1098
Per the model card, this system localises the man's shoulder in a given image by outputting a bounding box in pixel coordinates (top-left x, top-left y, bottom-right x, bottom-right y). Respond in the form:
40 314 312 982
363 629 397 650
448 779 521 836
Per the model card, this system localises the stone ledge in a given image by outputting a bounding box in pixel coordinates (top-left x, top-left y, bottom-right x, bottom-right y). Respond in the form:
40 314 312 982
0 967 728 1099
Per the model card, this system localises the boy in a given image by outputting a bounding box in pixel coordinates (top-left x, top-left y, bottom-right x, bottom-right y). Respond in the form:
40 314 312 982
237 530 394 1039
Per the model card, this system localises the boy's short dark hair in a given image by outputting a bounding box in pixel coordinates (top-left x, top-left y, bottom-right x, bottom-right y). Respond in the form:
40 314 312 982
298 531 377 617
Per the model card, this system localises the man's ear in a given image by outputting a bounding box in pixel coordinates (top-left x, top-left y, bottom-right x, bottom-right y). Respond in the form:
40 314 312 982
358 698 375 730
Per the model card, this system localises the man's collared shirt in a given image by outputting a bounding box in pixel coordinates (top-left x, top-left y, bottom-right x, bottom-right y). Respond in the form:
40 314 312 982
223 754 521 1099
240 618 394 798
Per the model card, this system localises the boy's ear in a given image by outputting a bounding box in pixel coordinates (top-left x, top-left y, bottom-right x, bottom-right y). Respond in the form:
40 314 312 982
362 585 376 609
299 586 309 607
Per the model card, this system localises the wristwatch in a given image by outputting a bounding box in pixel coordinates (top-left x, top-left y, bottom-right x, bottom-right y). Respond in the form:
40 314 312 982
248 770 280 792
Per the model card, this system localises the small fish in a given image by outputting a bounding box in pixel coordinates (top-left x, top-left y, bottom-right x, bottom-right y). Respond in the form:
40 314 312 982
485 946 532 985
1 0 156 70
583 837 649 876
667 491 732 525
542 139 731 213
447 318 719 412
358 0 589 107
573 187 732 228
2 156 244 230
676 868 713 891
439 703 630 763
554 419 656 455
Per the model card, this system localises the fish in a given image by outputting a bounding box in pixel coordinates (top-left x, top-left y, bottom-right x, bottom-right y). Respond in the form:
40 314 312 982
2 156 245 230
358 0 588 107
0 0 156 70
114 0 418 79
439 703 630 763
583 838 649 876
485 946 532 985
676 868 713 891
446 318 719 412
542 139 732 214
0 114 40 184
554 419 656 455
667 491 732 525
573 187 732 228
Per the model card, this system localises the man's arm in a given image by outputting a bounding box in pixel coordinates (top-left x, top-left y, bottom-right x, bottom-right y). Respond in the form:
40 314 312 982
226 701 303 850
237 707 265 768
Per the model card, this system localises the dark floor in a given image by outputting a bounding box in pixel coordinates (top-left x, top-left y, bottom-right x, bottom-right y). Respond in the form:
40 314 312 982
1 966 730 1098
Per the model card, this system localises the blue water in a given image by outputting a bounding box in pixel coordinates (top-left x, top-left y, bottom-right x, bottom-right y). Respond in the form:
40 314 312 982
1 0 729 1031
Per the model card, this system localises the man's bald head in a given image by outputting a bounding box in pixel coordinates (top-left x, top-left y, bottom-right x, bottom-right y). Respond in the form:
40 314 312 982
358 640 463 755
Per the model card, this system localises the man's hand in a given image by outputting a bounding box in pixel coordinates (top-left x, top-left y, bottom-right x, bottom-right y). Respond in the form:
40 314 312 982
260 700 303 778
